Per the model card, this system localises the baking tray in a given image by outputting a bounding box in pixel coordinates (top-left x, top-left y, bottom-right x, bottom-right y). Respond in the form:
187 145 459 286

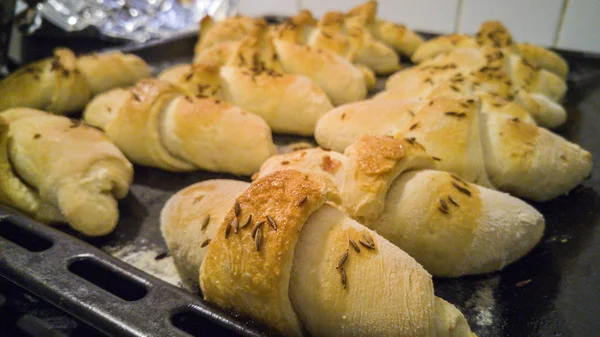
1 22 600 336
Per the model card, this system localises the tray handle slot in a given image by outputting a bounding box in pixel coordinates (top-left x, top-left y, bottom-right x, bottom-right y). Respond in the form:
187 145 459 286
171 306 236 336
0 217 53 252
68 256 149 302
170 304 277 337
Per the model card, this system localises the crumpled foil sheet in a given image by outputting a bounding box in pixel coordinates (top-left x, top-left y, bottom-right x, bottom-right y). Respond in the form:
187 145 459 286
23 0 238 42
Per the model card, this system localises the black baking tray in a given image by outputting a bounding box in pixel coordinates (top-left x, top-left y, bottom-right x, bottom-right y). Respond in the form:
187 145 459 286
1 22 600 337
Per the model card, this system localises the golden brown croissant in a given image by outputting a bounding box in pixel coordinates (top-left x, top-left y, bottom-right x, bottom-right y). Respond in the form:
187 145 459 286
83 79 276 175
0 108 133 236
315 96 592 202
272 0 425 75
0 48 151 115
194 11 378 104
273 9 401 75
382 47 568 128
345 0 425 57
256 135 545 277
158 63 333 136
411 21 569 79
195 1 423 77
161 170 477 336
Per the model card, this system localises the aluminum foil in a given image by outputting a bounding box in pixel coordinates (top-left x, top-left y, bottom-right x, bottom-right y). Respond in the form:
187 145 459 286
23 0 238 42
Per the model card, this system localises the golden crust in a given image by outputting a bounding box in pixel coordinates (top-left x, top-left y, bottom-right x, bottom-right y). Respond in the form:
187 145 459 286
411 34 475 63
346 0 377 24
195 16 270 67
352 135 405 175
385 47 567 128
103 79 194 171
395 96 493 187
315 97 422 152
412 20 568 79
260 135 435 226
218 66 333 135
193 41 240 66
0 48 150 115
474 21 513 47
274 40 367 105
197 16 267 50
515 43 568 79
159 63 224 99
159 62 333 136
342 136 436 224
345 1 424 57
200 170 340 337
76 51 151 95
274 10 318 44
163 95 277 175
0 48 92 115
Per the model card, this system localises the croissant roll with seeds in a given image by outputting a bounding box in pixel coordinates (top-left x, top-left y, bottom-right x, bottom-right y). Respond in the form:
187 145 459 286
273 9 401 75
196 15 268 54
194 18 370 106
0 48 151 115
83 79 276 175
194 17 276 68
161 179 249 290
316 96 592 201
0 108 133 236
383 46 568 128
158 62 333 136
344 0 425 57
272 39 369 105
257 136 545 277
161 170 476 337
411 21 569 79
195 1 423 76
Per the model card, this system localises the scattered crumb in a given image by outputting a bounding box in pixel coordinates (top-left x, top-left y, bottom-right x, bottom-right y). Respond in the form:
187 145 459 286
154 251 169 261
516 279 532 287
546 234 571 244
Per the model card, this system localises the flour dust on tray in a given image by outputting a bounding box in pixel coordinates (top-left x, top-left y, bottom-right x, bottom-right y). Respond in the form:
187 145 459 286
104 243 182 287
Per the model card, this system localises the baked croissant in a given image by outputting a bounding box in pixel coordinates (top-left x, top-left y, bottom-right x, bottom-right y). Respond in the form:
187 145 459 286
83 79 276 175
195 21 371 106
315 96 593 201
0 108 133 236
273 0 425 75
255 135 545 277
411 21 569 79
381 47 568 128
273 9 401 75
161 169 476 337
158 63 333 136
0 48 151 115
345 0 425 57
